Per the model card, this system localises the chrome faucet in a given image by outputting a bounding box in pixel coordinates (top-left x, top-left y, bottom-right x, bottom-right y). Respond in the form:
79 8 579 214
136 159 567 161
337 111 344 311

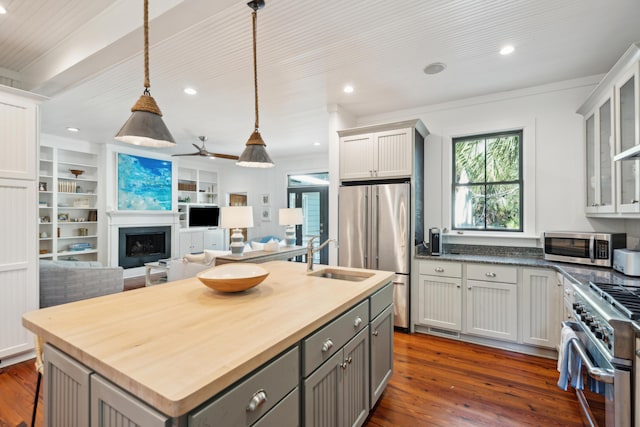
307 236 338 272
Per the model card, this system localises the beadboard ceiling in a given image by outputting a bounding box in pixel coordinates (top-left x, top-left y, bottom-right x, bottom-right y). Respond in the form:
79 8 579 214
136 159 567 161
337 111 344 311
2 0 640 160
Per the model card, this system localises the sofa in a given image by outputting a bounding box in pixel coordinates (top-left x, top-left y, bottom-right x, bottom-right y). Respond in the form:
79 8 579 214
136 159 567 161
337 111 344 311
166 249 231 282
39 260 124 308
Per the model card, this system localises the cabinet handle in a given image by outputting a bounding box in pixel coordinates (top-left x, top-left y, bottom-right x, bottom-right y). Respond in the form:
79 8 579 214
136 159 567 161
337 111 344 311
434 267 444 273
321 339 334 353
456 285 461 289
372 330 379 336
485 272 496 278
346 356 353 364
246 389 267 412
354 316 362 328
340 361 348 369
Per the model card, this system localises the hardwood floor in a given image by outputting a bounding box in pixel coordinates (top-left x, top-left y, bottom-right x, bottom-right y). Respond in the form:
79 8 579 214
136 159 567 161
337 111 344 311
0 330 584 427
365 333 585 427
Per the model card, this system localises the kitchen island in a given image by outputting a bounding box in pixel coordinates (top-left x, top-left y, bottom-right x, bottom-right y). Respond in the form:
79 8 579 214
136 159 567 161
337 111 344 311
22 261 394 426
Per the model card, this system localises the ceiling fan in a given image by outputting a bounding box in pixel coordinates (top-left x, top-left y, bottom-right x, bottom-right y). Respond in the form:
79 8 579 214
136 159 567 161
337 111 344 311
172 136 239 160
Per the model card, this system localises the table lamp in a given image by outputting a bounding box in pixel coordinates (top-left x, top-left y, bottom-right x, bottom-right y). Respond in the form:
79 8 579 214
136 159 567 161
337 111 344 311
220 206 254 255
279 208 303 246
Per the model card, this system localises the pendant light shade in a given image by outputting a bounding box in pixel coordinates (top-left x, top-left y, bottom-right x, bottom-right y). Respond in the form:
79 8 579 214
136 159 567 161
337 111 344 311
237 0 274 168
115 0 175 147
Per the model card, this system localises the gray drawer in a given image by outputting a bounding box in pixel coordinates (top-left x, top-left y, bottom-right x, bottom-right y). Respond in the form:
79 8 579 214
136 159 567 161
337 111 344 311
466 263 517 283
303 299 369 377
370 282 393 320
189 346 299 427
252 388 299 427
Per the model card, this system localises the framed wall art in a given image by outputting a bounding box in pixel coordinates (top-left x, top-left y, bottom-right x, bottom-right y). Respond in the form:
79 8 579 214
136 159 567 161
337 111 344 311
117 153 172 211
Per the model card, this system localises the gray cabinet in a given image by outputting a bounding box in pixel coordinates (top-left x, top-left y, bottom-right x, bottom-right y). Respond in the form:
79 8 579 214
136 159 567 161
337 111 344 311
370 305 393 407
43 344 92 427
189 346 299 427
91 375 170 427
304 327 369 427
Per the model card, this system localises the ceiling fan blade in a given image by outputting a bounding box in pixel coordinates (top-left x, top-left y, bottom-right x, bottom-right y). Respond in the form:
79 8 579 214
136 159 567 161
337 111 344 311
171 153 200 157
209 152 240 160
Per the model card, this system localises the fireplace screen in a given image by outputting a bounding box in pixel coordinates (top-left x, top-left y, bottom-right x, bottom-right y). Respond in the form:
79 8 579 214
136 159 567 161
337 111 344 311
118 226 171 268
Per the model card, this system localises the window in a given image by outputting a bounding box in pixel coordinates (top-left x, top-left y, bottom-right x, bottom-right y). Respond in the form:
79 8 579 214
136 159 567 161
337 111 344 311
452 130 523 231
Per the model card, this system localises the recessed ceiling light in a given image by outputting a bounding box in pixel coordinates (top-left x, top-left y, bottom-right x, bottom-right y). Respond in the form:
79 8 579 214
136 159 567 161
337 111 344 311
312 142 321 146
500 45 515 55
66 127 80 132
343 85 354 94
423 62 446 75
0 5 6 14
184 87 197 95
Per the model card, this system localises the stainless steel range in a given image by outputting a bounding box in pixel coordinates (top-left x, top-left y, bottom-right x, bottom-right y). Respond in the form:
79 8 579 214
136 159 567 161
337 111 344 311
566 280 637 427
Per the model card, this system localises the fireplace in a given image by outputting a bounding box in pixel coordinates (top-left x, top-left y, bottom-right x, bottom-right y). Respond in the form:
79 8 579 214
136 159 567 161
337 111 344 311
118 226 171 269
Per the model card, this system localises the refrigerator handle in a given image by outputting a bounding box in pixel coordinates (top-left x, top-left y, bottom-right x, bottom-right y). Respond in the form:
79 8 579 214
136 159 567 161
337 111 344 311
364 189 368 267
372 186 379 270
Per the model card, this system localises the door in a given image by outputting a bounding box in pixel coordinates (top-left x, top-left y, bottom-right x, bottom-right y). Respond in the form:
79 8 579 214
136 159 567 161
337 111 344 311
338 185 369 269
374 182 410 273
287 173 329 265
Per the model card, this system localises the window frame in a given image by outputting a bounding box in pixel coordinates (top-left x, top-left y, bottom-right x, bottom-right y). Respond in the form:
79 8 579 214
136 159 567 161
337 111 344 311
451 129 524 232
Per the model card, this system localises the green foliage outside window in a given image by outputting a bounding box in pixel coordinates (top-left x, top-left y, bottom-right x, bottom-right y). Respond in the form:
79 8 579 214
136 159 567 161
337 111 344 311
452 131 523 231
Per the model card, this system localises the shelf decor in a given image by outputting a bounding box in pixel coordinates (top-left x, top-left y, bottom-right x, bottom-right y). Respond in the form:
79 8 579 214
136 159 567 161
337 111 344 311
117 153 172 210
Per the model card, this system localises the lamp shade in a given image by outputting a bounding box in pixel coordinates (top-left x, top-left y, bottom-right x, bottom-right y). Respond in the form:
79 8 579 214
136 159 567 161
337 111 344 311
279 208 303 225
220 206 254 229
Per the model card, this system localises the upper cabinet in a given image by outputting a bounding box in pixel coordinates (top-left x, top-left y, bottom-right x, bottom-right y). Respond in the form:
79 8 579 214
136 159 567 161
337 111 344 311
578 42 640 217
338 120 428 181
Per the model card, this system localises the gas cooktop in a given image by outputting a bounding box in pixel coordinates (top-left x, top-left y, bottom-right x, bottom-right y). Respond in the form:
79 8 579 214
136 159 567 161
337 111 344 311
589 282 640 321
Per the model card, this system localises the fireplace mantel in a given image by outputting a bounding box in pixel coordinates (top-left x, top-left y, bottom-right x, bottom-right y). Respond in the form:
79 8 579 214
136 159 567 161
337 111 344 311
106 210 180 273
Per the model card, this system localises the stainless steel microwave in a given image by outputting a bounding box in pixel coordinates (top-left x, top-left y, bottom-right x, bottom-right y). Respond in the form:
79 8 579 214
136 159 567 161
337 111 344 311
543 231 626 267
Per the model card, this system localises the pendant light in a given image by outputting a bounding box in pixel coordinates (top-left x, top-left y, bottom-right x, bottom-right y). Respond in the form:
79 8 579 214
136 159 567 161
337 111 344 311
237 0 274 168
114 0 175 147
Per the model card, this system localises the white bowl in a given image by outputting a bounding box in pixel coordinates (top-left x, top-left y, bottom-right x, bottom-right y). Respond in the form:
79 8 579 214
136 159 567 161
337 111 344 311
197 263 269 292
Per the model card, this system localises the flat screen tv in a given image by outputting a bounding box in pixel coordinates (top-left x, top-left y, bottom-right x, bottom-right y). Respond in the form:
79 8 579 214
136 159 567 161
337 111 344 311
188 206 220 227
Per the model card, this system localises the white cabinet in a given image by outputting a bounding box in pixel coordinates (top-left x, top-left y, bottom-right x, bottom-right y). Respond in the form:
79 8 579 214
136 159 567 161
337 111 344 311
338 120 428 181
204 228 225 250
615 62 640 212
464 264 518 342
417 260 463 331
578 42 640 216
38 144 100 261
584 91 615 214
179 229 204 255
0 86 43 366
520 269 562 349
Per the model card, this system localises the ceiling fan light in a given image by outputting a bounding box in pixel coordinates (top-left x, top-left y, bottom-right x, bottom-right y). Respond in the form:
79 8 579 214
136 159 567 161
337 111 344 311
115 94 175 147
237 130 274 168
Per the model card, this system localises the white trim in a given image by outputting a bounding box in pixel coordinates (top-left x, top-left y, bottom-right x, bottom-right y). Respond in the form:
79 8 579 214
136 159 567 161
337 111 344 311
442 119 536 242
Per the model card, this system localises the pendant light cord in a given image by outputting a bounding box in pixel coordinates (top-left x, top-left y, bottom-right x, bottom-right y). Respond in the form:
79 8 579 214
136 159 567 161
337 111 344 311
252 10 259 131
143 0 150 91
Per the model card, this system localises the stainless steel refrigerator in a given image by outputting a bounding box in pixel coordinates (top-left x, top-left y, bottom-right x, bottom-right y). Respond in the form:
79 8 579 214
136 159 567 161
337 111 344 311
338 182 411 328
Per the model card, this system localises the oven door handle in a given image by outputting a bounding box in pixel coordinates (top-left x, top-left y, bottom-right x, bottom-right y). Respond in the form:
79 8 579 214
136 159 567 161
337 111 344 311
568 337 615 384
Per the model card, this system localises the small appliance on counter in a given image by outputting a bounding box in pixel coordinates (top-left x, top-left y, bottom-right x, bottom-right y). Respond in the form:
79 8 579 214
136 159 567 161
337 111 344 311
428 227 442 256
613 248 640 276
543 231 626 267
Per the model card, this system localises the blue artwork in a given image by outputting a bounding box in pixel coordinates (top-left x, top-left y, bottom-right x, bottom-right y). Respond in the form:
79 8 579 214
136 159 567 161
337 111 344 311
117 153 172 210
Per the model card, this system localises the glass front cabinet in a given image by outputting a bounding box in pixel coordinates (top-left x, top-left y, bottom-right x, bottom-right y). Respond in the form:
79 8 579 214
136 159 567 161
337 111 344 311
579 42 640 217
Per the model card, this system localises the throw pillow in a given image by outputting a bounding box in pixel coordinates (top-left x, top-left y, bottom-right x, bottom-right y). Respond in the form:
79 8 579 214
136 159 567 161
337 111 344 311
183 252 205 263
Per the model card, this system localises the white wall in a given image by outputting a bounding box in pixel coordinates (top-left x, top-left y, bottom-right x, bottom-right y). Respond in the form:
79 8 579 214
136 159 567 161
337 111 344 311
354 76 629 247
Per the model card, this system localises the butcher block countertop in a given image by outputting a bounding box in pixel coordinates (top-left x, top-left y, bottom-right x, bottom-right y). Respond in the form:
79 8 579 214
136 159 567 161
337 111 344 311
22 261 393 418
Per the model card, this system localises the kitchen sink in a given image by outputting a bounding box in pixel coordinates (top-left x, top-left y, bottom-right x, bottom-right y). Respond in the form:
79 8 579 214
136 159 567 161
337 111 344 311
308 268 374 282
